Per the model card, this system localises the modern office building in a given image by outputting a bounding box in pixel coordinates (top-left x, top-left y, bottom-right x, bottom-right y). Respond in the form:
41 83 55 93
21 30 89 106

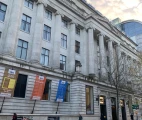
0 0 141 120
112 18 142 51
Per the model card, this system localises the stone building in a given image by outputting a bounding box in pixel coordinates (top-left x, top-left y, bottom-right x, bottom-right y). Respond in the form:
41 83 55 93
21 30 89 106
0 0 141 120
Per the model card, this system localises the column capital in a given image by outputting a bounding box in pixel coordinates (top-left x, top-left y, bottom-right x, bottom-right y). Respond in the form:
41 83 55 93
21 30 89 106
55 11 63 17
36 0 49 6
97 33 105 37
106 38 113 43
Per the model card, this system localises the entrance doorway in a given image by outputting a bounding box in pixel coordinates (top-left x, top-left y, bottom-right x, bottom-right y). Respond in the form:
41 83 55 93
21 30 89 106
120 99 126 120
100 96 107 120
111 98 117 120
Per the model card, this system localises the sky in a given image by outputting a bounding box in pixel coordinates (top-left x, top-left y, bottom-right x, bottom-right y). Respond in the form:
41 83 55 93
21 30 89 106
86 0 142 22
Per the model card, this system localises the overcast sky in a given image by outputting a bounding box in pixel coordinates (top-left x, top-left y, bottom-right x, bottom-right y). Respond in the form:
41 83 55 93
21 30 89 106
86 0 142 22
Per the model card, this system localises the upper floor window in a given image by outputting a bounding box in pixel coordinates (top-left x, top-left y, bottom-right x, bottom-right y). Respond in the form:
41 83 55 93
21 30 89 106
45 10 52 20
76 27 80 35
21 14 31 33
64 84 70 102
0 2 7 22
43 25 51 41
40 48 49 66
61 33 67 49
60 54 66 71
75 60 80 72
24 0 33 9
62 19 68 28
75 41 80 54
107 56 109 66
16 39 28 60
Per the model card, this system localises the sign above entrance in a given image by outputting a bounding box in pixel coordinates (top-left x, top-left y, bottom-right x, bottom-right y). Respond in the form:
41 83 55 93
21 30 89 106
56 80 68 102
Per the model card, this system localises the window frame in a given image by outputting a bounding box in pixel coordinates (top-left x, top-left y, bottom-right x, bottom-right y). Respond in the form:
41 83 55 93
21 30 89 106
43 25 51 41
64 84 70 102
61 33 67 49
86 85 94 115
40 48 49 66
75 40 80 54
45 9 52 20
0 2 7 22
24 0 33 9
62 19 68 28
60 54 66 71
16 39 28 60
21 14 31 33
76 27 80 35
42 80 51 101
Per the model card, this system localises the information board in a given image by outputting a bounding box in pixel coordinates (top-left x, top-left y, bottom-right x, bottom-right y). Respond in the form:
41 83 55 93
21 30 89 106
56 80 68 102
31 75 46 100
0 69 18 97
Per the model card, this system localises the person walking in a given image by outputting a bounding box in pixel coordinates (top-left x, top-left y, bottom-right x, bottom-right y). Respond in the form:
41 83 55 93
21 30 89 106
79 114 83 120
12 113 17 120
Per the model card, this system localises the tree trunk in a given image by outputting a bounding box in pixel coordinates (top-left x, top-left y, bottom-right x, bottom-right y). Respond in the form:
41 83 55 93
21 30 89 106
116 87 120 120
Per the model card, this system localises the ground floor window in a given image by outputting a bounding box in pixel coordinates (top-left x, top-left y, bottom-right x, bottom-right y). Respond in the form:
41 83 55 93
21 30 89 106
86 85 94 114
42 80 51 100
14 74 27 98
64 84 70 102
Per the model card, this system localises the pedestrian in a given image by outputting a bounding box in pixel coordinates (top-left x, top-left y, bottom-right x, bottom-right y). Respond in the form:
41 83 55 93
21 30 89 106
79 114 83 120
12 113 17 120
130 113 134 120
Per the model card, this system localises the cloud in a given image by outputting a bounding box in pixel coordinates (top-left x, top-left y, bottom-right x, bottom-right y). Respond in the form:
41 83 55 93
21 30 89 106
86 0 142 22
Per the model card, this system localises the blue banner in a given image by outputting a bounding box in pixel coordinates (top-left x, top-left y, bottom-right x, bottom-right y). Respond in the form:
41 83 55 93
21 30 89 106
56 80 68 102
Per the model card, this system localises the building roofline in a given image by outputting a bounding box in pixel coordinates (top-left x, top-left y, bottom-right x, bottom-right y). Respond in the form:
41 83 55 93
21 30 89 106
121 19 142 25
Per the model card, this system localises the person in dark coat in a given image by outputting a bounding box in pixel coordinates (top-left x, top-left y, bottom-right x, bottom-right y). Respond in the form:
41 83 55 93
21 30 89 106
130 113 134 120
79 114 83 120
12 113 17 120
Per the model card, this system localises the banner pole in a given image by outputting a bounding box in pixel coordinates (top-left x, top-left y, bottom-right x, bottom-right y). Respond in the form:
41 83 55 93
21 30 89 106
31 100 36 114
56 102 60 114
0 97 5 113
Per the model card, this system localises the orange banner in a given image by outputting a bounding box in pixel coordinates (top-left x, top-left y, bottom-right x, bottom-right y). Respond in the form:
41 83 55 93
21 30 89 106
31 75 46 100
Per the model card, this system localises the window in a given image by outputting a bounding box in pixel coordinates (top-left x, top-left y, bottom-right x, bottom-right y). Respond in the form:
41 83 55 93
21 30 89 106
40 48 49 66
16 39 28 60
76 27 80 35
60 55 66 71
43 25 51 41
21 14 31 33
107 56 109 66
45 10 52 20
64 84 70 102
75 41 80 54
86 85 94 114
42 80 51 100
0 32 2 38
24 0 33 9
0 2 7 21
75 60 80 71
61 33 67 49
14 74 27 98
62 19 68 28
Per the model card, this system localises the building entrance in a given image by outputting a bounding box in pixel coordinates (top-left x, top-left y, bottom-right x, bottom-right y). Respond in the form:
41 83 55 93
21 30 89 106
111 98 117 120
120 99 126 120
100 96 107 120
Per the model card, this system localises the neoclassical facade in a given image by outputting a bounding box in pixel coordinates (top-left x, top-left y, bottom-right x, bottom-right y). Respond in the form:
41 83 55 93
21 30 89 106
0 0 141 120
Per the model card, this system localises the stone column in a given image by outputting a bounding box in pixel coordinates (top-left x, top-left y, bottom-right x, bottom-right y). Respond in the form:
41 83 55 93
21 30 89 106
98 33 106 75
88 28 95 74
106 96 112 120
3 0 23 56
68 23 75 73
31 3 44 63
52 12 62 68
108 40 114 69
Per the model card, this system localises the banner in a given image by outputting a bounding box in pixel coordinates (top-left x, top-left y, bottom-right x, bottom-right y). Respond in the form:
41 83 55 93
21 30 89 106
56 80 68 102
0 69 18 97
31 75 46 100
